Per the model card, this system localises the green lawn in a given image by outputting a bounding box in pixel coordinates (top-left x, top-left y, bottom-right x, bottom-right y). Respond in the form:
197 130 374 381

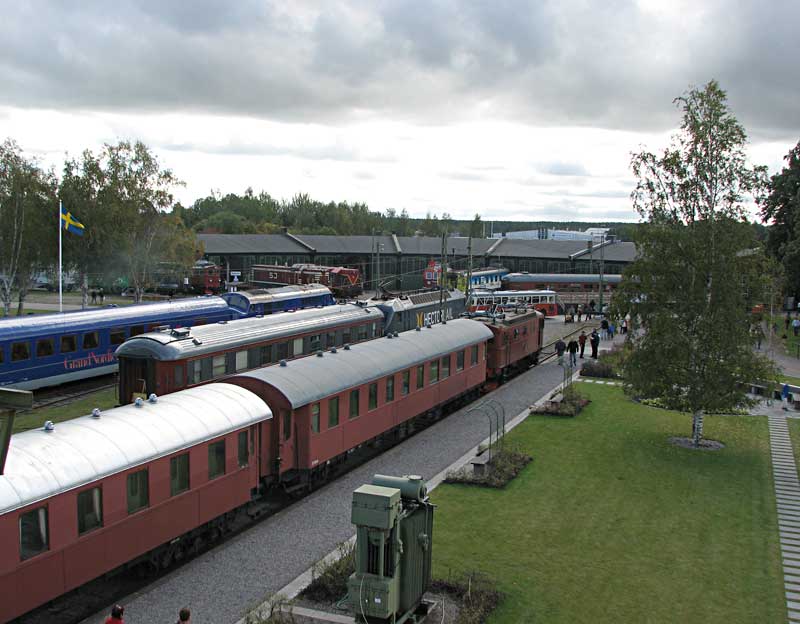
2 308 59 316
13 387 119 434
431 383 783 623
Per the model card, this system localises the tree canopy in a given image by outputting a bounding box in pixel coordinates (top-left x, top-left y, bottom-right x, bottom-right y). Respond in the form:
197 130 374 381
618 80 774 446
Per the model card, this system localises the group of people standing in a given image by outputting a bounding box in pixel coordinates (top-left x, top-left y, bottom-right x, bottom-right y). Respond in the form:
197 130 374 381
555 329 602 367
105 604 191 623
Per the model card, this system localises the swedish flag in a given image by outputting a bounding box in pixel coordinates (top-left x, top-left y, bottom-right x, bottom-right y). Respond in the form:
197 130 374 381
60 205 85 236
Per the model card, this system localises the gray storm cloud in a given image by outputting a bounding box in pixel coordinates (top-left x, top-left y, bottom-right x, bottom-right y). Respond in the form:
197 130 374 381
0 0 797 138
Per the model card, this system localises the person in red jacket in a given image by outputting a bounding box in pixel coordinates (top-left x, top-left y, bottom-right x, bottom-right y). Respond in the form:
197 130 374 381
578 331 587 358
105 605 124 624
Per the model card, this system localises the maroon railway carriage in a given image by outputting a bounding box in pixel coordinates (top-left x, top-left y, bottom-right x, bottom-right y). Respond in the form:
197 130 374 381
0 384 271 623
251 263 362 298
114 304 384 402
476 308 544 383
224 319 493 492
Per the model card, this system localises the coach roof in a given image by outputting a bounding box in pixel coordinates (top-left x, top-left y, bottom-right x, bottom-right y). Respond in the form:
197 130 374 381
228 318 493 408
0 384 271 515
115 303 384 360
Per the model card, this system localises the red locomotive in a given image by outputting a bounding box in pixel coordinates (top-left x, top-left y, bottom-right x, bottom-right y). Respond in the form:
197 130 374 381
189 260 223 294
251 264 362 298
0 314 542 621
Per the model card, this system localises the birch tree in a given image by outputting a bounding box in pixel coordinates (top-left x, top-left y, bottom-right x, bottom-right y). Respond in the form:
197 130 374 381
618 80 774 447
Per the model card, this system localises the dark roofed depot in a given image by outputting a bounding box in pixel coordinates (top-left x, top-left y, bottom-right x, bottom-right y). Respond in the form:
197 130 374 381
199 232 636 290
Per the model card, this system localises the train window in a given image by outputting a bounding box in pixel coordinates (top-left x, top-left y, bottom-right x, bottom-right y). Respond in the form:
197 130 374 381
36 338 54 358
371 323 378 338
109 328 126 345
276 342 289 361
278 410 291 441
367 382 379 410
235 350 248 372
130 325 145 337
457 350 465 371
349 390 360 419
430 360 439 383
208 440 226 479
342 329 351 345
328 397 339 427
11 342 30 361
77 487 103 535
402 370 410 395
127 469 149 514
248 347 262 368
259 344 273 365
416 364 424 389
0 347 3 364
311 403 321 433
170 453 190 495
82 332 99 349
441 356 450 379
19 506 49 560
187 359 200 384
357 325 368 341
238 431 249 466
471 344 479 365
174 365 184 387
212 355 226 377
386 377 395 402
326 332 336 348
310 334 321 352
292 338 303 356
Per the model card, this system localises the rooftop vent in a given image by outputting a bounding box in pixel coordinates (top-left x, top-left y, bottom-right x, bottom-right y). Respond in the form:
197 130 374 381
217 320 228 325
415 326 421 331
426 323 432 329
344 344 351 350
43 421 55 432
148 394 158 403
317 351 324 357
387 333 393 339
279 359 287 367
330 347 338 353
171 327 191 338
91 408 101 418
192 338 203 346
134 397 144 408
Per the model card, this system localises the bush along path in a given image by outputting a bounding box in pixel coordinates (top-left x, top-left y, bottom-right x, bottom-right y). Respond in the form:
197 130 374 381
768 412 800 622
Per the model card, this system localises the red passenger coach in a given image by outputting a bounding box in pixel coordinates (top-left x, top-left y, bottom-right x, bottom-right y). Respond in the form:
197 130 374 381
0 384 271 623
224 319 493 492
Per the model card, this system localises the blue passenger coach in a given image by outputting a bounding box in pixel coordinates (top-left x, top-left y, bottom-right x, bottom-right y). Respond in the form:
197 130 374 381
0 298 235 390
222 284 335 316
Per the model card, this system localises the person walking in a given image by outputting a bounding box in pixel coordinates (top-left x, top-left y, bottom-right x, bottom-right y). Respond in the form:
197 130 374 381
567 337 579 368
622 316 628 335
608 320 616 339
177 607 191 623
793 317 800 337
555 338 567 366
578 331 587 358
600 317 609 339
576 305 582 322
104 604 124 624
590 329 600 359
99 287 105 304
90 289 97 304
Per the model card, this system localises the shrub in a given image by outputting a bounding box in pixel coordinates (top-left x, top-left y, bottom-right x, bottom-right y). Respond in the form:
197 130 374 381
580 359 616 378
431 571 503 624
244 596 295 624
445 444 532 488
301 541 356 603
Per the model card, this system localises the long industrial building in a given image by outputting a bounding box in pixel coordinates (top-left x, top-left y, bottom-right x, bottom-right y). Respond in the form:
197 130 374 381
198 231 636 290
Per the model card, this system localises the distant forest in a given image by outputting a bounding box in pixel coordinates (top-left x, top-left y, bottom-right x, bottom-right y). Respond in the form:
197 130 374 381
173 189 642 241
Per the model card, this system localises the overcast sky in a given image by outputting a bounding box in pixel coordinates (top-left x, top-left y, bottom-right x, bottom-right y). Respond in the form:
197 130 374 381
1 0 797 223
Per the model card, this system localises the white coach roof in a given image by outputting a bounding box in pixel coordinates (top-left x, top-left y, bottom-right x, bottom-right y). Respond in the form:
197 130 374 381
0 383 272 515
232 318 493 408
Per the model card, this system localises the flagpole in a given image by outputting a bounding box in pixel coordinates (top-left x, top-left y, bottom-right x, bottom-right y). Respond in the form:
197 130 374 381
58 199 62 313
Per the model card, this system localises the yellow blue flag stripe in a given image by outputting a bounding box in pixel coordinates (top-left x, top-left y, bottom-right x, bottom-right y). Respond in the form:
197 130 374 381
60 205 85 236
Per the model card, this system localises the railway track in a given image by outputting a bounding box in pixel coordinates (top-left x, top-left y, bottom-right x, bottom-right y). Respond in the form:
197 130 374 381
25 375 118 411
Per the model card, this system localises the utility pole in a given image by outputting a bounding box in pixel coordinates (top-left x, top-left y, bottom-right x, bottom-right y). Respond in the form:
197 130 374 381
598 234 605 315
438 231 446 323
466 235 473 307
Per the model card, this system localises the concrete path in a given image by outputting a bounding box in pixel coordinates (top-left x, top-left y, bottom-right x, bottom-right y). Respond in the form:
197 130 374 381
767 412 800 622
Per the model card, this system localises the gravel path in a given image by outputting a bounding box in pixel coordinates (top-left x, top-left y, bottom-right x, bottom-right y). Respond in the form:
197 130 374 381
82 360 566 624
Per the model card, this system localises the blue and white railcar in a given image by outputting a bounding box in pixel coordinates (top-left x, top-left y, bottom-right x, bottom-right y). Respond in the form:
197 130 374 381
222 284 335 316
0 297 234 390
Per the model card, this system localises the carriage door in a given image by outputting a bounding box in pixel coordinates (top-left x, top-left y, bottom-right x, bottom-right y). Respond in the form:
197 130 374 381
279 409 297 473
119 357 154 403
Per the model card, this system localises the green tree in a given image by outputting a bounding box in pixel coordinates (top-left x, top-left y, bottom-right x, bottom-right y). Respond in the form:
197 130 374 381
618 80 773 447
760 141 800 299
469 213 483 238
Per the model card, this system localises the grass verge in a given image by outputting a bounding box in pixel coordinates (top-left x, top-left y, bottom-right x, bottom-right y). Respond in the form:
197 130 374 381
431 382 782 623
13 387 119 434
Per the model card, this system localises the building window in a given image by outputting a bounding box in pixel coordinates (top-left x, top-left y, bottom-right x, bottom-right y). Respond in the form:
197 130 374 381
416 364 424 389
110 328 126 345
386 377 395 402
350 389 360 419
11 342 30 361
212 355 226 377
311 403 320 433
235 350 248 372
238 431 249 467
209 440 226 479
170 453 190 495
471 344 479 365
283 411 291 440
369 383 378 410
77 487 103 535
82 332 99 349
19 507 48 560
36 338 54 358
430 360 439 383
441 356 450 379
60 335 77 353
457 350 465 371
127 469 149 514
329 397 339 427
402 370 410 395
